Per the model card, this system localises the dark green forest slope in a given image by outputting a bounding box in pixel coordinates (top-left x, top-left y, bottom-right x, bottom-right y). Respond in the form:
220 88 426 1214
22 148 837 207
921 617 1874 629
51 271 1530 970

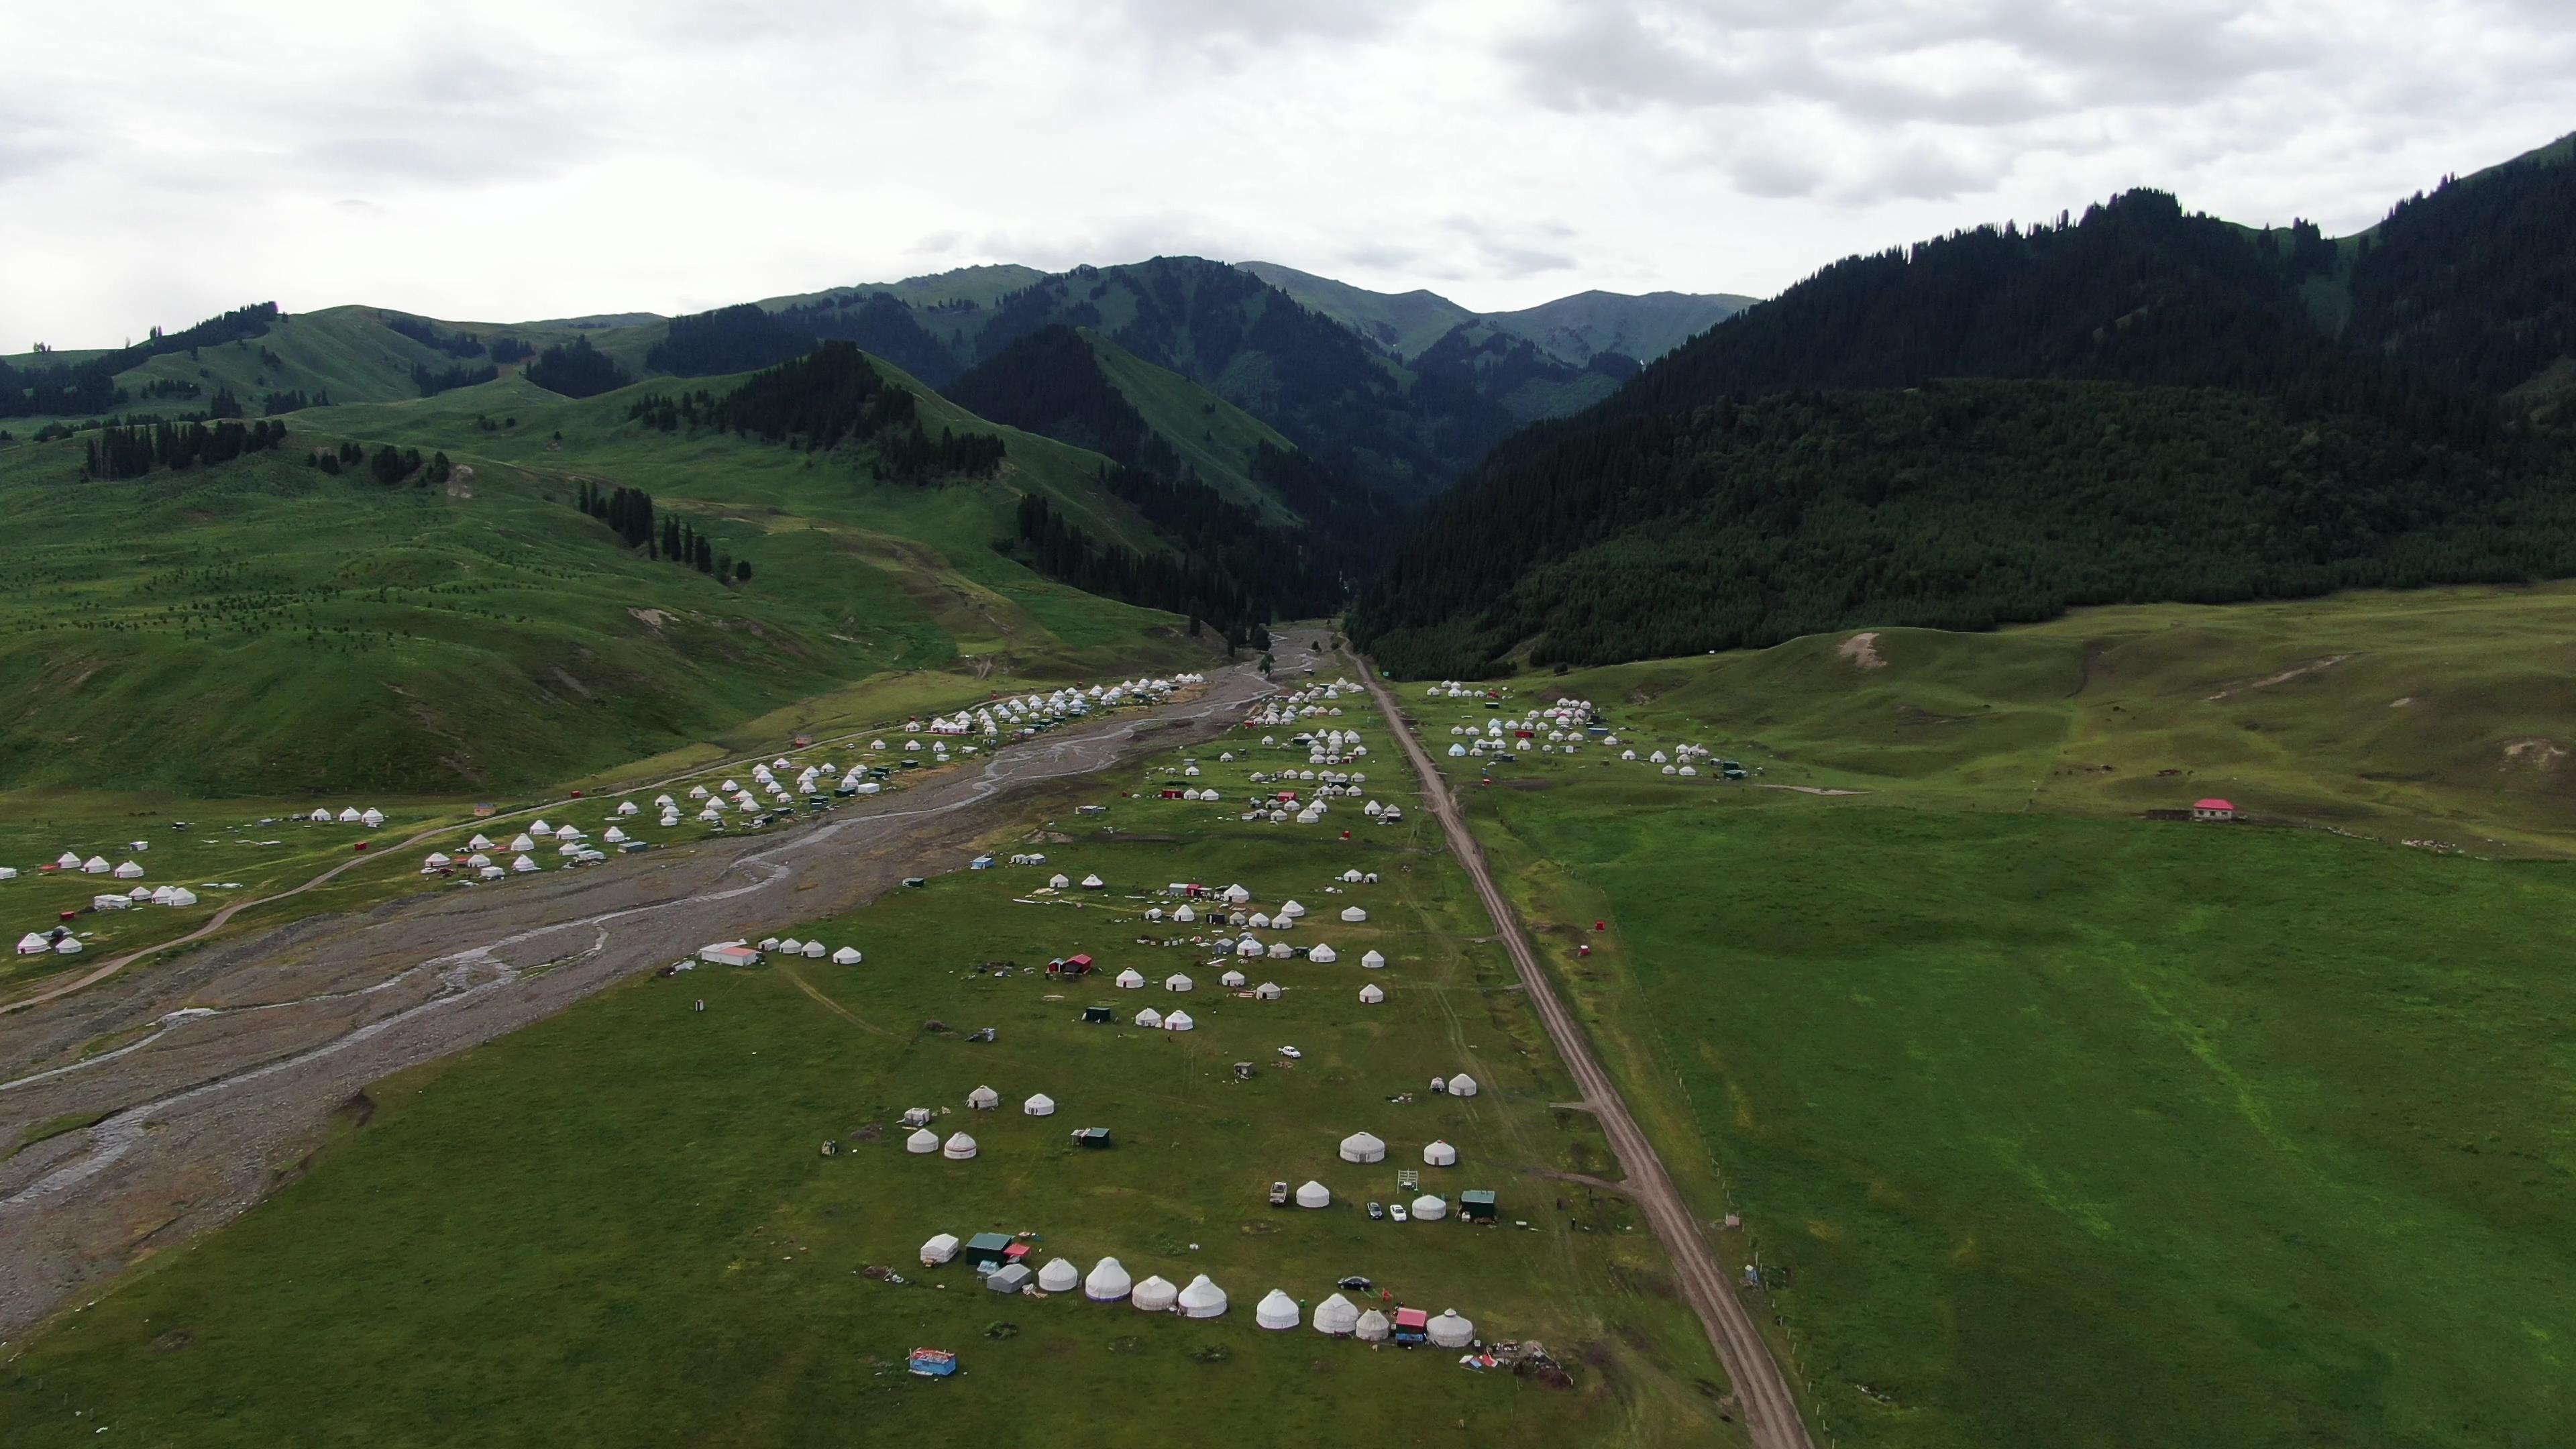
1354 133 2576 676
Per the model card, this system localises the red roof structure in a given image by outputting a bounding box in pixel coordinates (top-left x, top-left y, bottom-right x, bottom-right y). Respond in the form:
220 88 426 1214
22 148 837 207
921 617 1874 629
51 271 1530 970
2195 798 2234 811
1393 1307 1430 1330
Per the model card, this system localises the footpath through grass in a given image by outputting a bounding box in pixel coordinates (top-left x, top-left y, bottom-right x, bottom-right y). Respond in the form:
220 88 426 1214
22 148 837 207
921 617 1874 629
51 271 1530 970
0 673 1743 1448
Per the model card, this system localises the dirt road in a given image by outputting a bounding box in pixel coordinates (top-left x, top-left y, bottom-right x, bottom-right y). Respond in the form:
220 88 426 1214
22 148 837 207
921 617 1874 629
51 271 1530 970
0 653 1300 1340
1359 661 1817 1449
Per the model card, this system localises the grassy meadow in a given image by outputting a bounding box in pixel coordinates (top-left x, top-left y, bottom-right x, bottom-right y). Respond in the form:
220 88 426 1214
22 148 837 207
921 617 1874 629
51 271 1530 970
1392 590 2576 1448
0 678 1744 1448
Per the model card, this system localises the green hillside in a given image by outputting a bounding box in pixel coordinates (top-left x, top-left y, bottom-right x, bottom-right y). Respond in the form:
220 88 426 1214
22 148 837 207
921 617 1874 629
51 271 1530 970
1234 260 1475 358
1083 331 1297 517
0 354 1210 796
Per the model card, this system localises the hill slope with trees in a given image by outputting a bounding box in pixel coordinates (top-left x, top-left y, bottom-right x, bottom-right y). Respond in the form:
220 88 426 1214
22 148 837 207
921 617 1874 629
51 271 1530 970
1352 133 2576 677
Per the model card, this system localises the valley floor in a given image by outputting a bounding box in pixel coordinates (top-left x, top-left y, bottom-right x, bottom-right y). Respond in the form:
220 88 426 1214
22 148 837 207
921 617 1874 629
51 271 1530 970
0 638 1741 1448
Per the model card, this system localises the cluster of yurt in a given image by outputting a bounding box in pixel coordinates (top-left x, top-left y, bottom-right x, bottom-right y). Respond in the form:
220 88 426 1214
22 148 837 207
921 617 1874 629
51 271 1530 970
307 806 388 827
752 934 853 961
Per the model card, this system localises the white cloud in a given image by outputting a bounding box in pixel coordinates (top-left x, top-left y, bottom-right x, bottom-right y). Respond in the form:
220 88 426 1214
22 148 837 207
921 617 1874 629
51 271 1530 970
1 0 2571 343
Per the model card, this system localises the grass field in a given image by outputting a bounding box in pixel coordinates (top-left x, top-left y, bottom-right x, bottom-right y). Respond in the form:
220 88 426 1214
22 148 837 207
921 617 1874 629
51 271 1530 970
0 675 1745 1448
1388 590 2576 1448
1464 585 2576 855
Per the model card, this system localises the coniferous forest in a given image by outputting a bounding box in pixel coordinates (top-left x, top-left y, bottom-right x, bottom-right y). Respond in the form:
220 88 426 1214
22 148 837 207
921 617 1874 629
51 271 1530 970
1352 144 2576 676
523 335 635 398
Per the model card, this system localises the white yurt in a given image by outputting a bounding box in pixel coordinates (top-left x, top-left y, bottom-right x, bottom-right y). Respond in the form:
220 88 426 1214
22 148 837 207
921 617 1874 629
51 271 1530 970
1360 950 1387 969
1024 1093 1057 1116
529 819 553 837
1358 983 1385 1004
510 834 537 852
1448 1073 1481 1098
603 826 628 844
616 800 639 816
1340 906 1366 923
967 1085 1000 1110
465 853 491 869
1267 941 1295 959
1311 1293 1360 1336
1116 968 1146 989
776 937 804 954
1309 944 1338 964
832 946 863 965
360 808 385 827
1085 1258 1133 1301
1080 873 1106 890
1164 973 1193 992
1428 1309 1476 1348
1177 1275 1228 1319
1038 1258 1081 1293
1277 899 1306 918
83 856 110 873
1232 938 1262 959
1135 1007 1164 1029
54 851 83 868
1163 1010 1195 1032
1225 883 1252 904
906 1128 939 1154
1295 1179 1331 1208
337 808 362 824
1173 904 1197 924
1338 1131 1386 1164
466 833 495 851
1220 969 1247 987
512 855 539 873
1130 1275 1179 1312
1422 1140 1458 1167
1254 1289 1301 1330
1254 981 1283 1000
802 941 826 959
1411 1193 1449 1221
1354 1309 1392 1342
54 938 83 955
423 852 452 869
942 1132 977 1160
921 1233 961 1265
1144 906 1165 922
478 866 505 880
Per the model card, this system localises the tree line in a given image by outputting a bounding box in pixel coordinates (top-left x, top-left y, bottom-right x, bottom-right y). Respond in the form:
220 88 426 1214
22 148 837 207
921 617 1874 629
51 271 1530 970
1014 493 1268 647
525 335 634 398
1351 379 2576 677
629 342 1006 483
82 418 290 480
2 301 278 419
574 478 751 582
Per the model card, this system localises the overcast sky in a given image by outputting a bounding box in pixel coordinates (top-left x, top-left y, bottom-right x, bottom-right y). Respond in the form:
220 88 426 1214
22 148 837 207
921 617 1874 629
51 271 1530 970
6 0 2572 347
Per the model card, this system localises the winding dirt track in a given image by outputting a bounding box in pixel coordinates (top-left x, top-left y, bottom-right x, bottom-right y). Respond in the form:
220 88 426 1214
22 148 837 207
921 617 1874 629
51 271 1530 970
0 655 1294 1339
1360 660 1817 1449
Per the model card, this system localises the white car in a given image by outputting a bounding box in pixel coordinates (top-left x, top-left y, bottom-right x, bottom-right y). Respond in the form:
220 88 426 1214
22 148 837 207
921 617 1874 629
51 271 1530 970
1277 1045 1303 1060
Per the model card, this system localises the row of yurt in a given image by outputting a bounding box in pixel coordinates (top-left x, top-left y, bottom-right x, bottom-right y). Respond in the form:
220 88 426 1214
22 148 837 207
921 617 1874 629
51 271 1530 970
902 1130 979 1158
307 806 387 826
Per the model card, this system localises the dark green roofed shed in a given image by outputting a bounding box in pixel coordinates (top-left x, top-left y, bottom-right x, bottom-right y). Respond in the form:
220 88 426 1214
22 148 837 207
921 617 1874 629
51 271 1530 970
964 1232 1014 1267
1460 1189 1498 1222
1071 1127 1112 1148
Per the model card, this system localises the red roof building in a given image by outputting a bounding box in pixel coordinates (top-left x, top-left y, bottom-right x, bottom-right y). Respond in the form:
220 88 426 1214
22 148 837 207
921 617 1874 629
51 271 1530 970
2192 798 2237 821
